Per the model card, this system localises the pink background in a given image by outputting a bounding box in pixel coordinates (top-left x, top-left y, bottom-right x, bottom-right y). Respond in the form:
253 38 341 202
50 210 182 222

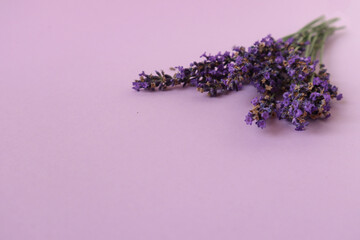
1 0 360 239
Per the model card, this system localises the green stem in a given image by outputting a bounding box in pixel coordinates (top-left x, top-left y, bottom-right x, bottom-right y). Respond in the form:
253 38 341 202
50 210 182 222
280 16 344 63
281 15 325 40
297 15 325 33
305 34 313 57
308 34 318 57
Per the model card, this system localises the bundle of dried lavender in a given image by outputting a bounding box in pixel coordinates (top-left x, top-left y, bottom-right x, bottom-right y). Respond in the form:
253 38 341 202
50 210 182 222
132 16 343 131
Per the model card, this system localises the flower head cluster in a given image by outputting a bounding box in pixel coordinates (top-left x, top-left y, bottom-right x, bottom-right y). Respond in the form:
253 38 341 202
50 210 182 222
132 16 343 131
276 64 342 130
191 50 241 96
245 95 276 129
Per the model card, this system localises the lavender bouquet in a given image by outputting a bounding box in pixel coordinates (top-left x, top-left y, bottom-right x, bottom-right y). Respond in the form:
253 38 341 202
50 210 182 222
132 16 343 131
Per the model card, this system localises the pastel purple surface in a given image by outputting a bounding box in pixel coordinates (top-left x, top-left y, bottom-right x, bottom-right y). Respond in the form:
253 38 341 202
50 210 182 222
1 0 360 239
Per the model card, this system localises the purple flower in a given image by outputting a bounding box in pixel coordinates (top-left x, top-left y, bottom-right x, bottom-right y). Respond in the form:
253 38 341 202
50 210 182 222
175 66 185 79
209 56 216 62
133 18 344 131
228 63 235 73
264 72 270 80
336 93 343 100
310 92 321 101
257 120 266 129
251 97 259 106
275 56 284 64
295 109 303 118
288 69 296 77
261 111 270 120
289 83 296 92
283 98 290 106
313 77 322 85
245 113 253 125
200 52 207 58
248 47 258 54
241 65 248 73
304 102 314 113
132 82 142 91
286 37 294 45
236 56 243 64
288 58 296 65
323 93 331 103
292 100 299 109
